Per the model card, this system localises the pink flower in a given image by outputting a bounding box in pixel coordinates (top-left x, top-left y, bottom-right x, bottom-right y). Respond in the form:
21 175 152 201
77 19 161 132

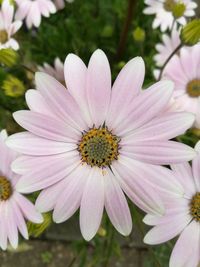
154 28 181 68
143 0 197 32
53 0 74 10
7 49 196 241
0 0 22 50
38 58 65 85
0 130 43 250
144 141 200 267
15 0 56 29
162 44 200 128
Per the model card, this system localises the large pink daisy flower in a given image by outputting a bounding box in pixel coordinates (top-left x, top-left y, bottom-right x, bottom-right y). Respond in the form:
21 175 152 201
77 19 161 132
144 141 200 267
7 49 196 241
143 0 197 32
0 0 22 50
0 130 43 250
15 0 56 29
163 44 200 128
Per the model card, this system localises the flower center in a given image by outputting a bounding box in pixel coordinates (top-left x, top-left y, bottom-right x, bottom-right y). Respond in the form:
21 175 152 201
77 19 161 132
0 176 12 201
164 0 175 11
0 30 8 44
187 79 200 98
190 193 200 222
78 127 120 168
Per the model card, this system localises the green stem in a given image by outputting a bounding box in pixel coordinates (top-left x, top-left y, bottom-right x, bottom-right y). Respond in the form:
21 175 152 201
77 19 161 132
158 43 183 81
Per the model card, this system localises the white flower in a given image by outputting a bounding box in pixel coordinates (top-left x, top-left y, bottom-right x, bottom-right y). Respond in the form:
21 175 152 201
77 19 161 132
143 0 197 32
15 0 56 29
0 0 22 50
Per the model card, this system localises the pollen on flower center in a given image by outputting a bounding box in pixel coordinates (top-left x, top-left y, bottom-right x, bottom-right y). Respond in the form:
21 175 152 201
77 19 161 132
0 176 12 201
78 127 120 168
164 0 175 11
0 30 8 44
186 79 200 97
190 193 200 222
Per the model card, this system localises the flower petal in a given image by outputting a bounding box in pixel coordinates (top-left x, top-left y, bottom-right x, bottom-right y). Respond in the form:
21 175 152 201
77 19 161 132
53 165 91 223
13 111 80 142
106 57 145 128
105 171 132 236
80 167 105 241
86 49 111 127
6 132 76 155
169 221 200 267
35 72 87 131
121 140 196 165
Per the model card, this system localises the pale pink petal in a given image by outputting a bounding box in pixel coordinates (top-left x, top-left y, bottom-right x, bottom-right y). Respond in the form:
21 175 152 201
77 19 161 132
0 202 8 250
113 80 174 135
105 171 132 236
86 49 111 127
5 201 18 249
6 132 76 155
14 192 43 223
112 157 165 215
171 162 197 197
53 165 91 223
64 54 92 127
169 221 200 267
121 140 196 164
35 72 87 131
25 89 55 117
122 112 194 142
144 213 192 245
13 110 80 142
106 57 145 128
16 153 80 193
192 143 200 191
80 167 105 241
11 199 28 239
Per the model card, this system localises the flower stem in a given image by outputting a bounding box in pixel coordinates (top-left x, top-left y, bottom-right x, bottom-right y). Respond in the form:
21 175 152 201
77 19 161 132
158 42 183 81
116 0 137 60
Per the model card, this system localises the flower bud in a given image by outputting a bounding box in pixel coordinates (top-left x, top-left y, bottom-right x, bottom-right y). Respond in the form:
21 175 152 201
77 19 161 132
181 19 200 46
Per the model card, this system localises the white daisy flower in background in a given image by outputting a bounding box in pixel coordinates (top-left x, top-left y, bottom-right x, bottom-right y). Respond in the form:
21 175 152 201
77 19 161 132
0 0 22 50
144 141 200 267
143 0 197 32
162 44 200 128
0 130 43 250
54 0 74 10
7 49 196 241
154 28 181 68
15 0 56 29
38 58 65 85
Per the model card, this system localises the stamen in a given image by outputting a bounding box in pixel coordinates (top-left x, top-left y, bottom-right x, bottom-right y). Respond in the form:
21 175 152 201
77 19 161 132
0 176 12 201
78 127 120 168
190 193 200 222
0 30 8 44
187 79 200 97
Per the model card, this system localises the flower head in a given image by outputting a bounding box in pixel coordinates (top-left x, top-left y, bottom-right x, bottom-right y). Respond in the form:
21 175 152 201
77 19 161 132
143 0 197 32
0 0 22 50
15 0 56 29
7 49 196 241
154 28 181 68
144 141 200 267
38 58 65 85
2 75 26 97
162 44 200 128
0 130 43 250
